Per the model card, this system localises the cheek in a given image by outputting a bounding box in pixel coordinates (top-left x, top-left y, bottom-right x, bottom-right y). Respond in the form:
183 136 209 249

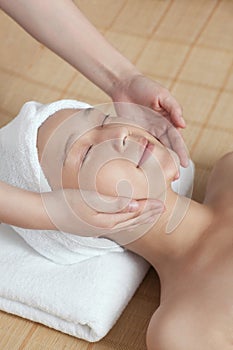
96 159 149 199
149 145 179 182
62 151 80 189
62 163 78 189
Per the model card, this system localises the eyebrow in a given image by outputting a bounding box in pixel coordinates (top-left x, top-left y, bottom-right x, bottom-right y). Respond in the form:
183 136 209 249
83 107 94 115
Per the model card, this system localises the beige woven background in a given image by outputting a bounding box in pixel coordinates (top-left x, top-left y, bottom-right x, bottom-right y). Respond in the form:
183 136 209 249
0 0 232 349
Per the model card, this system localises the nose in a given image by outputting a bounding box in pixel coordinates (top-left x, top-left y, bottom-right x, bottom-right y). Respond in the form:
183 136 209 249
111 126 129 153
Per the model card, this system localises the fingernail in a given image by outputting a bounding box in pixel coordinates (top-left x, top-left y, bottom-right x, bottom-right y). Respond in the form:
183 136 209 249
128 200 139 212
148 216 156 223
182 158 189 168
180 117 186 128
150 200 164 209
154 204 166 213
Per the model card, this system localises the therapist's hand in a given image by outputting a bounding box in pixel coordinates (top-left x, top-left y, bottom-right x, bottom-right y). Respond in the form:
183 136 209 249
41 189 164 237
112 74 189 167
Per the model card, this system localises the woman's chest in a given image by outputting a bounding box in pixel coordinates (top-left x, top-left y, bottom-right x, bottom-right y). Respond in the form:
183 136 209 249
168 252 233 348
159 269 233 349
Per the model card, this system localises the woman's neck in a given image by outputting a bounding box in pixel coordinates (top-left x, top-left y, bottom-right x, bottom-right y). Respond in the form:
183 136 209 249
126 186 214 284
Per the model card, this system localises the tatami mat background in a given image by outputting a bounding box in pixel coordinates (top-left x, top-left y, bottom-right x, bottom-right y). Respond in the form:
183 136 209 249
0 0 232 349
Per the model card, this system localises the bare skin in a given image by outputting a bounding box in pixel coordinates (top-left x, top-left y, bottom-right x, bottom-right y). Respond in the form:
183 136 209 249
37 108 233 349
143 154 233 350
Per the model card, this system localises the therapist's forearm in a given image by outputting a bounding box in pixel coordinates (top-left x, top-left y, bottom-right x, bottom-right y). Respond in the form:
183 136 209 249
0 0 139 98
0 181 53 229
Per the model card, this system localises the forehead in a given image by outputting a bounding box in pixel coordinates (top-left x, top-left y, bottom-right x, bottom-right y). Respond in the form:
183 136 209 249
58 107 105 140
72 107 106 128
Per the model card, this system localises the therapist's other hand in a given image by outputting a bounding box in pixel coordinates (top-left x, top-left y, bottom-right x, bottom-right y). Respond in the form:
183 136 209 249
112 74 189 167
113 74 185 128
41 189 164 237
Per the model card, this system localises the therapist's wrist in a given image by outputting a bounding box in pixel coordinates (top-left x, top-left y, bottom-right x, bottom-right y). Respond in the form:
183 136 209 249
14 191 54 230
108 68 142 102
36 192 56 231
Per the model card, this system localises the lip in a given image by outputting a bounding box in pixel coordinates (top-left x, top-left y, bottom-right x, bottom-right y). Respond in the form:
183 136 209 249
137 140 154 167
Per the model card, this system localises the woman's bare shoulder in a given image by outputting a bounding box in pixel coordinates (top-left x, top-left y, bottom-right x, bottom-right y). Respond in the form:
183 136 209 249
204 152 233 212
146 302 201 350
146 294 233 350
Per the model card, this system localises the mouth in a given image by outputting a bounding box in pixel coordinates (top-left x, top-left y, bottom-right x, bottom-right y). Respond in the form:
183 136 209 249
137 140 154 168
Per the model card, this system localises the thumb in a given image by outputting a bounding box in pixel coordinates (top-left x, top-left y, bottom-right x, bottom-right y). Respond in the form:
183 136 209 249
80 190 165 214
80 190 138 213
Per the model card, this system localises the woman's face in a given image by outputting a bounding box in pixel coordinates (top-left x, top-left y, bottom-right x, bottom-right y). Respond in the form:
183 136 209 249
38 108 180 200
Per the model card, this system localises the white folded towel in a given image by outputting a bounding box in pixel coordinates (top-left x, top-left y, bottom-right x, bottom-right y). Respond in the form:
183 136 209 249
0 223 149 342
0 100 125 264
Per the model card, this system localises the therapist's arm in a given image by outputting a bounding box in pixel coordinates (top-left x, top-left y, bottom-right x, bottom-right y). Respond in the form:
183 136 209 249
0 0 185 130
0 181 162 233
0 0 136 98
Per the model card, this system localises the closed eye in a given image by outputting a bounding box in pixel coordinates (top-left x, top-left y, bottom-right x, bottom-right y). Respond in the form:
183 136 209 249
101 114 110 127
81 145 93 166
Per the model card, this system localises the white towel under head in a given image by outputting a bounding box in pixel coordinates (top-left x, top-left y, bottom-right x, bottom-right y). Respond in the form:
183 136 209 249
0 100 126 264
0 223 149 342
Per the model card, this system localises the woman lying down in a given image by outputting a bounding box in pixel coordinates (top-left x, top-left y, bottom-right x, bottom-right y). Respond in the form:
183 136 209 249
2 100 233 349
